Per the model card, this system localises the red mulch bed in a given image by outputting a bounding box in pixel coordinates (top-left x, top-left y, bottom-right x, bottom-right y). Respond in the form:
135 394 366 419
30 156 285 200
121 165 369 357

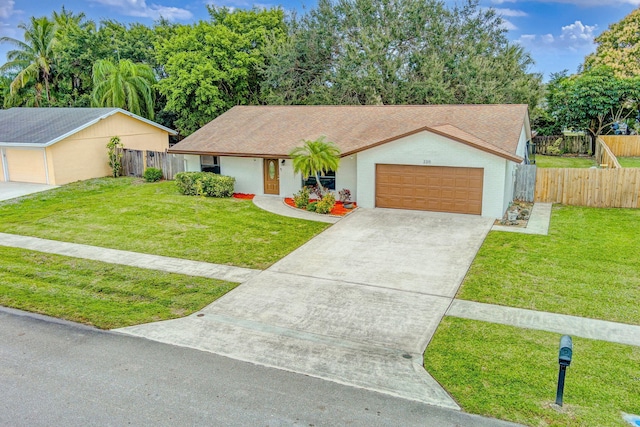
284 198 356 216
233 193 255 200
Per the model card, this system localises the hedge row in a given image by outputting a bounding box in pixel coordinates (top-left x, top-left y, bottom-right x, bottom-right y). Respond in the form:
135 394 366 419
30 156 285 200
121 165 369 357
174 172 235 197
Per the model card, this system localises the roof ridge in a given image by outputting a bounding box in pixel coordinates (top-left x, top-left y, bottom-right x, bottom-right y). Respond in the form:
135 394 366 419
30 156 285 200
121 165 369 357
234 104 528 109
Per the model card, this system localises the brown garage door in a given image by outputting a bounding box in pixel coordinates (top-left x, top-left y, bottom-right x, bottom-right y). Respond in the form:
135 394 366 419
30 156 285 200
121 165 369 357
376 164 483 215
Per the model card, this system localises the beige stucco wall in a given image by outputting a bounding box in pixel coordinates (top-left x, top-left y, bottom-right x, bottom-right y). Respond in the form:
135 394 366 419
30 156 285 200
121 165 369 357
47 112 170 185
4 147 48 184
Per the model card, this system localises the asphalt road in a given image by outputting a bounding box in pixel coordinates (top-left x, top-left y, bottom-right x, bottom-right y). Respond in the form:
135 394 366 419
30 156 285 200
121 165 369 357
0 307 521 427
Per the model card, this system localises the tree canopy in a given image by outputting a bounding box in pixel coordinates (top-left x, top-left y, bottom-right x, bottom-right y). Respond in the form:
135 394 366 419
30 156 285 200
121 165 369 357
261 0 542 108
584 8 640 78
91 59 156 118
0 16 57 105
155 6 286 135
545 66 640 137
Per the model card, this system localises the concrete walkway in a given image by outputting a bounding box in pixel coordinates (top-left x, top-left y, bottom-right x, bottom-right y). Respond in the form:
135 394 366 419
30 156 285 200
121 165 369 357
0 182 59 202
447 300 640 347
117 208 496 409
253 195 341 223
491 202 552 235
0 233 259 283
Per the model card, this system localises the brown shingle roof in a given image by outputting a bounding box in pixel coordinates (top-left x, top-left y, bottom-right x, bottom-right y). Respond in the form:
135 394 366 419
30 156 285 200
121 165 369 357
169 105 529 162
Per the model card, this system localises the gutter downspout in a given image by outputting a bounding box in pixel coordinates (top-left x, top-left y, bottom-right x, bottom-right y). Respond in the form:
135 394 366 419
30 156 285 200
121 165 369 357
43 148 51 185
1 148 8 181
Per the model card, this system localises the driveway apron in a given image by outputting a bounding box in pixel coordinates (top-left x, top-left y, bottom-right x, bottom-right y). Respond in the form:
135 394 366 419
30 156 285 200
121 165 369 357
117 208 494 408
0 182 59 202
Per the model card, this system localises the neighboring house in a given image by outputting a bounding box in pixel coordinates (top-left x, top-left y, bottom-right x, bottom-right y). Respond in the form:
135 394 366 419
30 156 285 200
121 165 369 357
169 105 532 217
0 108 177 185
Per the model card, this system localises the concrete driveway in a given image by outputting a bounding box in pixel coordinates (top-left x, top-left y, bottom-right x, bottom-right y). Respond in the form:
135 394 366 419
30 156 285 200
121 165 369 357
118 208 494 408
0 182 59 202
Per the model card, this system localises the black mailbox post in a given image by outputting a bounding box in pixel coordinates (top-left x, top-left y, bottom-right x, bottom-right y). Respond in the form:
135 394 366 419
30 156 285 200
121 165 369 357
555 335 573 406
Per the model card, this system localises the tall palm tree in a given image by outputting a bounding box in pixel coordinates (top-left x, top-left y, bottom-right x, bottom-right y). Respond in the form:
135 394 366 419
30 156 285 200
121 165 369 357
0 16 57 105
91 58 156 119
52 7 88 33
289 137 341 194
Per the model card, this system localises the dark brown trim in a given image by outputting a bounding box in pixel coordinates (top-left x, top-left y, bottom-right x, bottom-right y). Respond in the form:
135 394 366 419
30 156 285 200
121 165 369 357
167 149 289 159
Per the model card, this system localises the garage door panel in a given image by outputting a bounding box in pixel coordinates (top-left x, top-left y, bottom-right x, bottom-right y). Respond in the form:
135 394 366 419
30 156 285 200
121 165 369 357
6 148 47 184
375 164 483 215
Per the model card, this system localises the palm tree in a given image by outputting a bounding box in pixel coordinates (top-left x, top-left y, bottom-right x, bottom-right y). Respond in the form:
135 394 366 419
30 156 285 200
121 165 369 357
289 137 341 194
0 16 57 105
91 58 156 119
52 7 88 33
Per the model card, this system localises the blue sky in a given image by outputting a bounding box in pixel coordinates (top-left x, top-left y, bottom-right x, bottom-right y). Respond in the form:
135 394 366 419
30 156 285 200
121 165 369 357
0 0 639 80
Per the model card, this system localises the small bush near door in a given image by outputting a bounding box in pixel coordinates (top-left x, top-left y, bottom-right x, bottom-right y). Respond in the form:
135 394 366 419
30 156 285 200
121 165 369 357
143 167 163 182
175 172 235 197
293 187 310 208
315 192 336 214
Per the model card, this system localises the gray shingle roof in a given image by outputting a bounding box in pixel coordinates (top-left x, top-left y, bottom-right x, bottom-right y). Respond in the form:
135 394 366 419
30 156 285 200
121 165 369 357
0 108 176 145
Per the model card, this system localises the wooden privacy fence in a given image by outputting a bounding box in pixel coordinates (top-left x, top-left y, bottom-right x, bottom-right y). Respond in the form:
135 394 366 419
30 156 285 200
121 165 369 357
513 164 536 202
122 149 143 177
595 138 621 169
121 149 185 180
535 168 640 208
533 135 592 155
600 135 640 157
145 150 185 180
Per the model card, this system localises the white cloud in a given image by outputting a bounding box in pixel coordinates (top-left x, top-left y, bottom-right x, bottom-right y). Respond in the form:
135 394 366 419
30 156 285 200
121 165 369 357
0 0 20 40
518 20 597 52
559 21 597 47
501 19 517 31
481 7 526 31
0 0 15 19
494 8 527 17
90 0 193 20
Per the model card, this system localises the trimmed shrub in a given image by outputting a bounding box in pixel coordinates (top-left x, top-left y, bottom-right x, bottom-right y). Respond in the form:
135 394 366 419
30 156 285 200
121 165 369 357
199 174 235 197
293 186 310 208
306 201 318 212
174 172 235 197
143 167 163 182
175 172 204 195
547 138 563 156
315 192 335 214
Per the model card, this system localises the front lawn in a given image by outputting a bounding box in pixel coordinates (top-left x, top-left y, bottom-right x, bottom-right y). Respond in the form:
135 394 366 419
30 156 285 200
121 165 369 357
535 155 596 168
458 205 640 325
618 156 640 167
0 178 329 269
0 246 237 329
425 317 640 427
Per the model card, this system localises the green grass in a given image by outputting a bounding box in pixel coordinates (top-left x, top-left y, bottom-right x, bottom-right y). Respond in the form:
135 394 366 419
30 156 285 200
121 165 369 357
535 155 596 168
458 205 640 325
0 246 237 329
0 177 329 269
618 157 640 168
424 318 640 427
